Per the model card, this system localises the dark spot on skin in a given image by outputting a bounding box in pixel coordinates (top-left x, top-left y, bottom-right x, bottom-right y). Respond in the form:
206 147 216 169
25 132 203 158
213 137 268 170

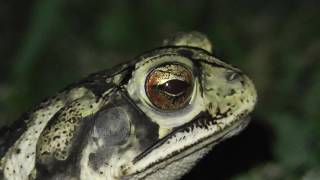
15 148 21 154
240 80 245 86
228 89 236 96
177 49 194 58
70 117 77 123
185 128 190 133
53 136 61 140
40 151 50 156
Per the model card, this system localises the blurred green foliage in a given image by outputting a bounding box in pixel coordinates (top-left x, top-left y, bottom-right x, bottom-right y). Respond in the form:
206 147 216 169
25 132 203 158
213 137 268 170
0 0 319 179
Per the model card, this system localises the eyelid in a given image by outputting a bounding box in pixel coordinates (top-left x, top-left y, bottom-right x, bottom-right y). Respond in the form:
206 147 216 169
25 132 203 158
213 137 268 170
157 75 186 84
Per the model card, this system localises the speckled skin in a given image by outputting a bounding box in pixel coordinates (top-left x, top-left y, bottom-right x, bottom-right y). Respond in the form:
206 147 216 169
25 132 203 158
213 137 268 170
0 32 257 180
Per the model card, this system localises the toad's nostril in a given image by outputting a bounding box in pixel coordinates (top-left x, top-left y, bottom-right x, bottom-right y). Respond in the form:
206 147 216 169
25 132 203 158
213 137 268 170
226 72 240 81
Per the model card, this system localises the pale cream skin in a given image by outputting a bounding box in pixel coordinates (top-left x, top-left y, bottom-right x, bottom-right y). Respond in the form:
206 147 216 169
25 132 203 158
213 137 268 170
0 32 257 180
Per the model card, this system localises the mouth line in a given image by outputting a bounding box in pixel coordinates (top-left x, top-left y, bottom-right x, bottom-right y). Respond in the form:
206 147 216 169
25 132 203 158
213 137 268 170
129 113 251 176
132 111 212 164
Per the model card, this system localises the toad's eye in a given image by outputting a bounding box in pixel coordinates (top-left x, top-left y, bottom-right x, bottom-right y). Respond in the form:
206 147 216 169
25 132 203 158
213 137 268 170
145 64 193 110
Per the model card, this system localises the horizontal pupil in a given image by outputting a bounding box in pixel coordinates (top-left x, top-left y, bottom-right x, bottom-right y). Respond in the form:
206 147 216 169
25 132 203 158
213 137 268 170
158 79 189 95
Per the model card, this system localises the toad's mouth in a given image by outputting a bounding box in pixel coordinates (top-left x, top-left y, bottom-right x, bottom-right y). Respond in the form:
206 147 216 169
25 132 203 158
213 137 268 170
124 112 251 177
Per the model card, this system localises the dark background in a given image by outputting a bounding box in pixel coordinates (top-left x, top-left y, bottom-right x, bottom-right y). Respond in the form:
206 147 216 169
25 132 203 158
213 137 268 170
1 0 320 179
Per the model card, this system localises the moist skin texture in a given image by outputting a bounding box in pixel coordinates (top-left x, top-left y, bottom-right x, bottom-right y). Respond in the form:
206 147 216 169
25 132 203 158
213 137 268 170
0 32 257 180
